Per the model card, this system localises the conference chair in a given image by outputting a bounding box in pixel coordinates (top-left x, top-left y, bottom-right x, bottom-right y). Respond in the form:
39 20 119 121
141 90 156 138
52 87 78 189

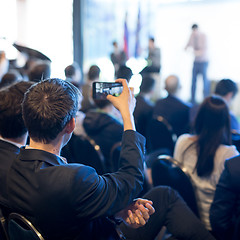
8 213 44 240
151 155 199 217
61 133 106 174
146 115 177 155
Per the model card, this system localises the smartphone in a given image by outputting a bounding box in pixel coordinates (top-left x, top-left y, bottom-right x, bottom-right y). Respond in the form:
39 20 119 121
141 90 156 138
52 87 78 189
92 82 123 100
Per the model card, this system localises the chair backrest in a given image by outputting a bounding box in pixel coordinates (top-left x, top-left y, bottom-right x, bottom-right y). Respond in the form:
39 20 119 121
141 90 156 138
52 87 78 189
147 115 177 155
8 213 44 240
151 155 199 217
61 134 106 174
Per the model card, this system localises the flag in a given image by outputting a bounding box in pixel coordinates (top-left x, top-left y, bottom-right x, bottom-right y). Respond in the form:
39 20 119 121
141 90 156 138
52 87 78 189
135 5 141 58
123 12 129 59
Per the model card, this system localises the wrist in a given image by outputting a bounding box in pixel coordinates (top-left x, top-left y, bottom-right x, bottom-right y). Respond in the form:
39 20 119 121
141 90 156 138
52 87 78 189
122 112 135 131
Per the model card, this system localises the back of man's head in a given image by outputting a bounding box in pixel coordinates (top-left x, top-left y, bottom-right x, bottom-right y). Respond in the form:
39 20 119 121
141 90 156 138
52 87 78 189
22 78 81 144
0 70 22 89
64 63 80 78
88 65 100 81
140 75 155 94
215 78 238 98
165 75 180 95
0 81 33 139
28 60 51 82
94 99 112 109
116 65 133 82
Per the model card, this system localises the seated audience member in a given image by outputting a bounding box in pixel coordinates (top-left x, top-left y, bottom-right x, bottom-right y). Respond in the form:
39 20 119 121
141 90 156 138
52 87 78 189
28 60 51 82
210 155 240 240
81 64 100 113
83 99 123 172
7 78 152 239
64 62 82 88
7 78 214 240
116 65 133 83
215 78 240 132
0 81 33 208
0 69 22 89
153 75 191 137
134 75 155 139
174 95 239 231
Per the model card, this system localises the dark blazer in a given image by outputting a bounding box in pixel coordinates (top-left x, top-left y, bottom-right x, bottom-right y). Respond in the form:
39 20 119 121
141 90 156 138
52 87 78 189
153 94 191 137
210 155 240 240
134 95 154 139
7 130 145 240
0 140 20 208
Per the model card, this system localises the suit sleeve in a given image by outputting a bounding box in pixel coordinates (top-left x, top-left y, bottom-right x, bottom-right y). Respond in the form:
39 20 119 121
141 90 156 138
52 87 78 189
210 161 237 239
71 130 145 220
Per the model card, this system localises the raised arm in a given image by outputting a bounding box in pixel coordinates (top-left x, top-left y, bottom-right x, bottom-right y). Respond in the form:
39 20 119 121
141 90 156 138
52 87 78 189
73 79 146 220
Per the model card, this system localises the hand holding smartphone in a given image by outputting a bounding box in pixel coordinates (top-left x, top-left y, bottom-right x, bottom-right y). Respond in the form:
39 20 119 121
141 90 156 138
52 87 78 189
92 82 123 100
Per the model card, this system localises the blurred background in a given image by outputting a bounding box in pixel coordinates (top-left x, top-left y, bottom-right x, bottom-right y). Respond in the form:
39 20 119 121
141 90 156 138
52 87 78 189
1 0 240 114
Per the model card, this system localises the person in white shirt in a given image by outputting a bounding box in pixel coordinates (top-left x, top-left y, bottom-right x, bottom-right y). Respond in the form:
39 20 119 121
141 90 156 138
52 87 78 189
174 95 239 230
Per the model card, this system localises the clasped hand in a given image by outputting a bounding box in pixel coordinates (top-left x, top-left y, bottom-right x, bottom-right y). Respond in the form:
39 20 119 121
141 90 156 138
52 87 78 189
116 198 155 229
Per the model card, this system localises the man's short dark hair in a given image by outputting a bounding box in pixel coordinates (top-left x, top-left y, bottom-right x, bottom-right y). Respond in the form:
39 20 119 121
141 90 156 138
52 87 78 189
64 63 80 78
215 78 238 98
94 99 112 109
22 78 81 144
0 81 33 138
88 65 100 81
28 61 51 82
0 70 22 89
140 76 155 93
116 65 133 82
192 24 198 29
149 37 155 42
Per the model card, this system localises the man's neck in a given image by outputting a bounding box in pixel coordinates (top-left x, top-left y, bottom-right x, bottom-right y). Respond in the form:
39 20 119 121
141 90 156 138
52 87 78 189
29 138 63 156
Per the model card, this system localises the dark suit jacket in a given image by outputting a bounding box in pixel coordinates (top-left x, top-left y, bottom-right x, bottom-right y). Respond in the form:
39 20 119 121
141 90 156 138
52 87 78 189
7 130 145 240
153 95 191 137
210 155 240 240
0 140 20 208
134 95 154 139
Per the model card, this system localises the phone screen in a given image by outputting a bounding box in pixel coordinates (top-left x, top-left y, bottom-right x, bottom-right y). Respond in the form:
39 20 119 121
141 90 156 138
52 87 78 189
92 82 123 100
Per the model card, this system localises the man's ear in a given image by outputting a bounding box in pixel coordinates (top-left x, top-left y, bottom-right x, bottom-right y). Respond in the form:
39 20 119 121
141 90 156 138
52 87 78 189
65 118 76 134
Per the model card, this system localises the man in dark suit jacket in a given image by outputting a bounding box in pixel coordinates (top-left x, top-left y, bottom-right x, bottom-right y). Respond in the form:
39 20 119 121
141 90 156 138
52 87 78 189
153 75 191 137
0 81 33 208
210 155 240 240
7 78 155 240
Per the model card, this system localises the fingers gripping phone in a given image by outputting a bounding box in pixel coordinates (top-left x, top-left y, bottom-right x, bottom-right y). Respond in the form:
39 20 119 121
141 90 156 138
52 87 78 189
92 82 123 100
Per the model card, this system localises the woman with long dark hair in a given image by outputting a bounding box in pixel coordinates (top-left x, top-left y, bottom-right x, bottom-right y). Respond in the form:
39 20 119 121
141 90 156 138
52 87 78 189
174 95 239 230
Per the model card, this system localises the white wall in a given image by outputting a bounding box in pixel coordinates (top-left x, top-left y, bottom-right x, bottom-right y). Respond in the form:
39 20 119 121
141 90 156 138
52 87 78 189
153 1 240 111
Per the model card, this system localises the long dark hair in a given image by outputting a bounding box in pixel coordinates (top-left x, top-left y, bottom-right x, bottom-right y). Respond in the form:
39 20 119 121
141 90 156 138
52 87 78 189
193 95 231 177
